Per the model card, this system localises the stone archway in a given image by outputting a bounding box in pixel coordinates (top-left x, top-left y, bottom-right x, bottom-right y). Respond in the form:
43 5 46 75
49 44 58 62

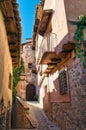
26 84 36 101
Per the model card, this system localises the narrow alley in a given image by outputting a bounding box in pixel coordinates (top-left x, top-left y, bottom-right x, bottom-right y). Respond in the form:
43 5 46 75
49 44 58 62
0 0 86 130
26 101 60 130
11 97 60 130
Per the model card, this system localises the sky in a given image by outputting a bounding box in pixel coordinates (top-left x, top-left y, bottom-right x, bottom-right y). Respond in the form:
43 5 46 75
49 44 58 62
17 0 40 43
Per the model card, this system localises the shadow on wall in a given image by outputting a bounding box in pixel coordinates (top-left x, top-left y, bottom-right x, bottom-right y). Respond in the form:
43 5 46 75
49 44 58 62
11 97 36 129
42 63 86 130
0 97 11 130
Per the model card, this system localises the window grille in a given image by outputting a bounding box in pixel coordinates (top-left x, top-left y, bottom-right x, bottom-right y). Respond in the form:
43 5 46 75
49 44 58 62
59 70 67 95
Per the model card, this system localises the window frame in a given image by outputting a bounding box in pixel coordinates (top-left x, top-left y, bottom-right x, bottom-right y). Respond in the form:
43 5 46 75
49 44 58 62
58 68 67 95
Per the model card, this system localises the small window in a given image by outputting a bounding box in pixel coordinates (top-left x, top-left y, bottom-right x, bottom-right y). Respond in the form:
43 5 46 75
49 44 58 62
28 63 32 68
32 46 35 50
8 73 12 89
59 70 67 95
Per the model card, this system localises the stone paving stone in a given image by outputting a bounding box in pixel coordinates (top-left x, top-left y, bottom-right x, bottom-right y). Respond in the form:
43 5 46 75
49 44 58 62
12 101 60 130
26 102 60 130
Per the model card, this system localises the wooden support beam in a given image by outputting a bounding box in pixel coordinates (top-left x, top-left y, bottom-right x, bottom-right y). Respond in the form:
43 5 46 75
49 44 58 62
0 0 5 2
10 49 17 52
47 67 53 70
11 55 17 58
12 0 17 4
7 32 18 37
11 52 18 56
47 63 57 66
68 20 78 26
4 17 13 23
51 58 61 63
13 3 18 8
35 19 40 25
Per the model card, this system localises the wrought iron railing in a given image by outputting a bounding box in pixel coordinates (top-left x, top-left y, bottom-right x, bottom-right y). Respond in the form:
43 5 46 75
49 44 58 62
39 32 57 61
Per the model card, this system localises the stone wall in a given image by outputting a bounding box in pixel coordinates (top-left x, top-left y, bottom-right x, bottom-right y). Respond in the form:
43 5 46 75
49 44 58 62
22 40 37 87
64 0 86 41
17 40 38 100
51 61 86 130
12 98 34 129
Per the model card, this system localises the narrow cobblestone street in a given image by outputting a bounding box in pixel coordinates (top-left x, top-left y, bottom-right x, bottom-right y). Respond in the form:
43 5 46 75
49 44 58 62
26 101 60 130
12 101 60 130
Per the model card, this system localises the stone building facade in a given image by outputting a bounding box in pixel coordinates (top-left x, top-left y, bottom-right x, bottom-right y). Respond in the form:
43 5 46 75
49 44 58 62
33 0 86 129
0 0 21 130
16 38 38 101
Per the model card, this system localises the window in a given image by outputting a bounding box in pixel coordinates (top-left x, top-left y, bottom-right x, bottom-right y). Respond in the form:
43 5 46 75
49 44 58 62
32 46 35 50
8 73 12 89
28 63 32 68
59 70 67 95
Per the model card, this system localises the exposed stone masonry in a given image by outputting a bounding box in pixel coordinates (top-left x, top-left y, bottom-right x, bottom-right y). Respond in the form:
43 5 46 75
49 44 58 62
16 39 38 100
11 98 35 129
21 39 37 88
52 62 86 130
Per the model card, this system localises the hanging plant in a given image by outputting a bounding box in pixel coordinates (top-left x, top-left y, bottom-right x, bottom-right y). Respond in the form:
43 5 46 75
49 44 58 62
12 58 25 100
74 15 86 68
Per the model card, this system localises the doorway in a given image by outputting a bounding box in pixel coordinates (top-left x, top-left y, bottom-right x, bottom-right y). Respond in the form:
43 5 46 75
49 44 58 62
26 84 36 101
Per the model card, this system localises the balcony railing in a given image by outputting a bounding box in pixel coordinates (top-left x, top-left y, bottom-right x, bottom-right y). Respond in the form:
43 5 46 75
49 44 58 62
39 32 57 64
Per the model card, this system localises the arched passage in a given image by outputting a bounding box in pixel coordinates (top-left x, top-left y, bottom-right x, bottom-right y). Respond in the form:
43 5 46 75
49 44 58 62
26 84 36 101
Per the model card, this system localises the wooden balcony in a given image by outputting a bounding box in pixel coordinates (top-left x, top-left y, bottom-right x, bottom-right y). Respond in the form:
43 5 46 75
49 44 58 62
38 33 75 74
62 42 75 53
33 4 43 34
33 7 53 46
38 9 54 36
39 33 58 64
33 4 43 46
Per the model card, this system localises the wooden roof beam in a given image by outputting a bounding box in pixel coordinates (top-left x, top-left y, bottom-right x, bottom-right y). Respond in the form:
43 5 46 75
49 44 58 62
7 32 18 37
4 16 13 23
0 0 5 2
10 49 18 53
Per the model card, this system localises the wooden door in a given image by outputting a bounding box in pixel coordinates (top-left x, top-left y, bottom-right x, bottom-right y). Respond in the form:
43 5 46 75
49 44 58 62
26 84 36 101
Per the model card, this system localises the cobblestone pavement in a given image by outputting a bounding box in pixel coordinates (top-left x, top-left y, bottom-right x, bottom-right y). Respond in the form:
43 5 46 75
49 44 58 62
26 101 60 130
